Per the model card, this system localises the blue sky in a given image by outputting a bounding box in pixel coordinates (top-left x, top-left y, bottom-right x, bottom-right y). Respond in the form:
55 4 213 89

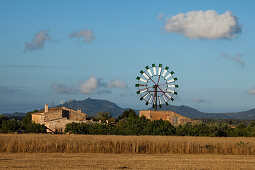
0 0 254 113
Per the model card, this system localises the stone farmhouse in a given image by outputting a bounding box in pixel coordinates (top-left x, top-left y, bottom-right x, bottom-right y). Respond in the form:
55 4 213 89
32 104 89 132
139 110 200 126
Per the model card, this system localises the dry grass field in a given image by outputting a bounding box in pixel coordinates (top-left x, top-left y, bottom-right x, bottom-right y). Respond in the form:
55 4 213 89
1 153 255 169
1 134 255 169
1 134 255 154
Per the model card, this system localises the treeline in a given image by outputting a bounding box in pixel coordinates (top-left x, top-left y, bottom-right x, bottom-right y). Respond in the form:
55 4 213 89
1 109 255 137
65 110 255 137
0 110 47 133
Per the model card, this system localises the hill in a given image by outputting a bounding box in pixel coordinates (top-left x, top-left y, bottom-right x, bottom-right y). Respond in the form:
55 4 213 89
58 98 255 120
2 99 254 120
153 105 255 120
57 98 130 118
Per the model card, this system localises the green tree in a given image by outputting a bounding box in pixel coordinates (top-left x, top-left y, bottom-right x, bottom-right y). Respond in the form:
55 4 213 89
118 109 138 121
21 110 47 133
96 112 112 123
1 119 20 133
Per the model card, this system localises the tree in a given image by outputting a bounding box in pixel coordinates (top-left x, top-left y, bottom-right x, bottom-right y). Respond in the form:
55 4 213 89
0 115 8 129
1 119 20 133
118 109 138 121
21 110 47 133
96 112 112 123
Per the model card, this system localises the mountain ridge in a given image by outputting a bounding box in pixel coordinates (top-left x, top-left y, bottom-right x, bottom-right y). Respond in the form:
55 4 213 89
2 98 255 120
56 98 255 120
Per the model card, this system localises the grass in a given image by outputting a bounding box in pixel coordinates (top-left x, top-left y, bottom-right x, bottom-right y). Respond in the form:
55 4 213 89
1 134 255 154
1 153 255 169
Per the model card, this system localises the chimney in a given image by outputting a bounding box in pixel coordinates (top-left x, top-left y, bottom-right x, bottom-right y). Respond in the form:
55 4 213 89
77 109 82 112
45 104 48 113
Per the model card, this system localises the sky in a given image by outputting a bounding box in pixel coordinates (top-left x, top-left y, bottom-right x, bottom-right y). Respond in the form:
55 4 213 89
0 0 255 113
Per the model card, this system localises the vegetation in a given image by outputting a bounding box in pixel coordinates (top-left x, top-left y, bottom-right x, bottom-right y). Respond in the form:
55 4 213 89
0 110 47 133
65 110 255 137
1 134 255 155
1 109 255 137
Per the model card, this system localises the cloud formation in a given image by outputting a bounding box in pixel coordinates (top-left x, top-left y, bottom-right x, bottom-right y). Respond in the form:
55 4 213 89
248 88 255 95
70 29 95 43
219 53 245 67
25 30 51 51
193 98 212 103
108 79 127 89
0 87 18 94
53 77 127 95
164 10 241 39
53 84 77 94
158 13 164 20
79 77 107 94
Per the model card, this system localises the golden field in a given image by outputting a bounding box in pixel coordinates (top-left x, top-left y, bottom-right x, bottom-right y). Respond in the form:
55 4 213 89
0 134 255 154
1 153 255 169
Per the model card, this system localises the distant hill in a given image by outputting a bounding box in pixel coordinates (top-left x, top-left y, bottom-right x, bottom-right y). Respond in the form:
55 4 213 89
1 99 254 120
151 105 255 120
57 98 131 118
1 112 26 120
57 98 255 120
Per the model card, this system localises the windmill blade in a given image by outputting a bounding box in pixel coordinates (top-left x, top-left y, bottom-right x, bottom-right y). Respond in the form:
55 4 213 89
148 95 153 102
167 77 177 83
140 70 149 79
135 84 147 87
165 93 172 100
162 66 169 77
140 89 148 93
152 64 156 76
158 64 162 76
167 89 175 94
136 76 148 83
162 95 168 102
154 96 157 105
164 73 172 80
145 66 153 77
167 84 178 88
140 92 149 101
158 96 162 105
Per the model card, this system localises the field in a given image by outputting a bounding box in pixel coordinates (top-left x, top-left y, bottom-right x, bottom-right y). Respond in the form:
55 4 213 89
1 134 255 154
1 153 255 169
1 134 255 169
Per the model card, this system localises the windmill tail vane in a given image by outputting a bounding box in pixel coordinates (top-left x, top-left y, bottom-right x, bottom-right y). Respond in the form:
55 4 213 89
136 64 178 110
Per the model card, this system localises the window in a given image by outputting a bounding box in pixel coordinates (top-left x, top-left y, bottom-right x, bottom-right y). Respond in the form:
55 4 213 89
62 110 70 119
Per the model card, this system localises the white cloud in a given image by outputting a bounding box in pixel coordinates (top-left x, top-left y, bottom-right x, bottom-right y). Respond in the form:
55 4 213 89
70 29 95 43
248 88 255 95
108 79 127 89
53 84 77 94
219 53 245 67
79 77 106 94
158 13 164 20
25 30 51 51
164 10 241 39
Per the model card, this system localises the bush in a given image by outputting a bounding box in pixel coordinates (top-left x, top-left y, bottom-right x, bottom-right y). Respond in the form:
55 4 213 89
1 119 20 133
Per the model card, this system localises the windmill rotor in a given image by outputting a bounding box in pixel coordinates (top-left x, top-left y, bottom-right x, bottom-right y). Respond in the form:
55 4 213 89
136 64 178 110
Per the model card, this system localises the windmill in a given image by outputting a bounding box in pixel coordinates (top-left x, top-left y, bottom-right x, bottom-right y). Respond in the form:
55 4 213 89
136 64 178 110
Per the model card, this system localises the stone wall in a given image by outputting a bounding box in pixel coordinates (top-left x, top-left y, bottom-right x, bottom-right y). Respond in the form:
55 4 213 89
31 107 88 132
69 110 87 121
32 114 45 124
139 110 198 126
44 109 63 121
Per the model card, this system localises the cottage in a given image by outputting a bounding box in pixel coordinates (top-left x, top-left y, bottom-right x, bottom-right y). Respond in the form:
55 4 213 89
32 104 88 132
139 110 200 125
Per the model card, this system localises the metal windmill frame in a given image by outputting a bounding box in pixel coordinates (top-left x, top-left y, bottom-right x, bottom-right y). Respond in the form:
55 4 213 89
136 64 178 110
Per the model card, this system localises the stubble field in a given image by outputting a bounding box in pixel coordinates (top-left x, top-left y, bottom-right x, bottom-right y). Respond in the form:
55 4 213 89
1 134 255 169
